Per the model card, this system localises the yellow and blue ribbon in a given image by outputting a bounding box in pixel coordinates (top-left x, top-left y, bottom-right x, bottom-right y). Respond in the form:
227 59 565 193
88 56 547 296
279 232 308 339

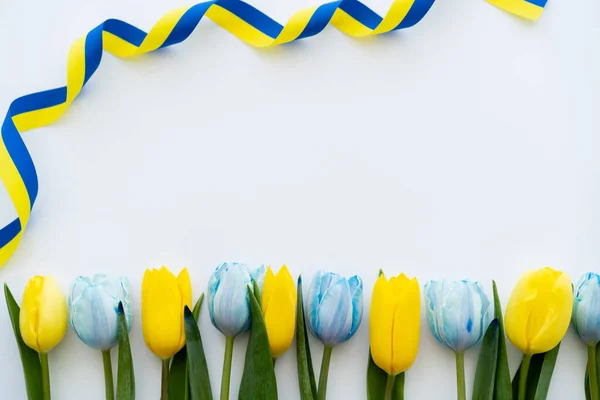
487 0 546 20
0 0 436 266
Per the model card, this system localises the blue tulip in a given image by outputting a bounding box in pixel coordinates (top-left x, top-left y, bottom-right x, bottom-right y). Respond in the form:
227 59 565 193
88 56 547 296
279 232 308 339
68 275 132 351
425 280 490 353
208 262 255 337
306 270 363 346
572 272 600 345
250 264 267 292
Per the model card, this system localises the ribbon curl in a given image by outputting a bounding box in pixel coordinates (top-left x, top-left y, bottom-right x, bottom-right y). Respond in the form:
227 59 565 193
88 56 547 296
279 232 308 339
0 0 436 266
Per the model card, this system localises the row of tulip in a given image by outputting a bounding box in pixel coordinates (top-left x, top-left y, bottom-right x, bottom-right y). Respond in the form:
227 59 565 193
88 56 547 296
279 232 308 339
4 265 600 400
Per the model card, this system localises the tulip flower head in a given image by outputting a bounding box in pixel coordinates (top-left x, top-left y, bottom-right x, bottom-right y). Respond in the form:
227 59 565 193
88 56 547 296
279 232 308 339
306 270 363 346
573 272 600 345
208 262 254 337
142 267 192 359
20 276 68 353
425 280 490 353
505 267 572 355
68 275 133 350
262 265 297 358
505 267 573 354
370 273 420 375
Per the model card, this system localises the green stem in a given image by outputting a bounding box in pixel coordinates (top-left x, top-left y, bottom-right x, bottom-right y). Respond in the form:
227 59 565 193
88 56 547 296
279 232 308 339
589 345 599 400
455 351 466 400
161 358 170 400
518 354 532 400
102 350 114 400
40 352 51 400
317 346 334 400
384 374 396 400
220 336 235 400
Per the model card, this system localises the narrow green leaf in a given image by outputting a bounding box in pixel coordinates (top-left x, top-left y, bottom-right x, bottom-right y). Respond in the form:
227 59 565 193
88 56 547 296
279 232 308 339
393 373 405 400
532 343 560 400
116 302 135 400
184 303 212 400
170 349 189 400
492 281 512 400
4 284 43 400
170 294 205 400
511 344 560 400
367 350 387 400
473 319 500 400
296 276 317 400
239 286 278 400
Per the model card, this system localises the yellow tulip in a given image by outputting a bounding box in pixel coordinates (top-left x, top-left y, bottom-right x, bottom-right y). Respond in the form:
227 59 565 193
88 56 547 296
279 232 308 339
262 265 297 358
505 267 572 354
370 273 420 375
19 276 68 353
142 267 192 359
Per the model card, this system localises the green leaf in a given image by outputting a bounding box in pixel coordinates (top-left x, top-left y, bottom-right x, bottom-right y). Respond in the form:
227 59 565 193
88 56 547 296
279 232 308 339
367 351 404 400
239 286 278 400
473 319 500 400
184 302 212 400
170 294 205 400
492 281 512 400
511 344 560 400
393 373 405 400
4 284 43 400
532 343 560 400
296 276 317 400
116 302 135 400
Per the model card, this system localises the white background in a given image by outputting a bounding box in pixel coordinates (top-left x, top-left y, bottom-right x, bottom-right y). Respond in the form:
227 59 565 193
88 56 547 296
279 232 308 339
0 0 599 398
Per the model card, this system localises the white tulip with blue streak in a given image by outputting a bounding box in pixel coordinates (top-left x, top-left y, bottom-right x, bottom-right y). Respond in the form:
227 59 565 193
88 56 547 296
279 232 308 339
572 272 600 345
306 270 364 346
208 262 255 337
68 275 132 351
425 280 490 353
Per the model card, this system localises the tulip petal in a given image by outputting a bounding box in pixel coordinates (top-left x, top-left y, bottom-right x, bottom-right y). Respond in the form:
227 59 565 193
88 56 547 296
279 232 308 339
315 277 353 345
347 275 364 341
142 267 184 358
370 275 395 374
392 277 420 374
263 266 296 358
209 263 253 337
529 272 572 354
20 276 44 352
36 276 68 353
505 270 537 354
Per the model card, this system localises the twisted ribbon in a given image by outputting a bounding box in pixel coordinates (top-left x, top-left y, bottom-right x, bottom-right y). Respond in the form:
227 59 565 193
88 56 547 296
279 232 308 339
0 0 436 266
487 0 546 20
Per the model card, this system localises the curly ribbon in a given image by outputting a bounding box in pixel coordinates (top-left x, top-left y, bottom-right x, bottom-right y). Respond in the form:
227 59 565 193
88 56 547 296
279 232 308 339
486 0 546 20
0 0 436 266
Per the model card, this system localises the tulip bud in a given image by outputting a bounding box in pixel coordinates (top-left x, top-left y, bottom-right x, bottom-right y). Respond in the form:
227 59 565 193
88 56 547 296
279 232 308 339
262 265 296 358
208 262 254 337
370 273 420 375
573 272 600 345
505 267 572 354
142 267 192 359
306 271 363 346
20 276 68 353
424 280 490 353
68 275 133 350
